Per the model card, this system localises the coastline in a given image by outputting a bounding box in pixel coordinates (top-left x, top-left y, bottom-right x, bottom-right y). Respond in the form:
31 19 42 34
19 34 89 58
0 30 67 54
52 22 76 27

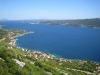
13 31 34 46
1 28 100 74
14 31 73 61
14 31 100 63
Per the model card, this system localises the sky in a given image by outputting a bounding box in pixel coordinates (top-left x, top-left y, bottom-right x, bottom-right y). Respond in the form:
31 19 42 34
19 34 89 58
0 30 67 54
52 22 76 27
0 0 100 20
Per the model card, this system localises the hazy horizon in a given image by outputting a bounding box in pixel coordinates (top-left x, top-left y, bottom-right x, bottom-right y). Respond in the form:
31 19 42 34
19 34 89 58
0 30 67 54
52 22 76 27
0 18 100 21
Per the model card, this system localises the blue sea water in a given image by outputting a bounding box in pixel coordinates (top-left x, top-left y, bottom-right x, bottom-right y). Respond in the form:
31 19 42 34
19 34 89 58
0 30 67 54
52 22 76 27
1 21 100 62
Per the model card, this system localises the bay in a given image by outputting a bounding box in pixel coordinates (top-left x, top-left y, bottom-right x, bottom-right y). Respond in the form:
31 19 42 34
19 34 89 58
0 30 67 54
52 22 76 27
1 20 100 62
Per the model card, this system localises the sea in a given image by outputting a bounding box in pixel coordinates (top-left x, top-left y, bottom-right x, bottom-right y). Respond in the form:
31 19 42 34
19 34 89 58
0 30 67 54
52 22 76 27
0 20 100 62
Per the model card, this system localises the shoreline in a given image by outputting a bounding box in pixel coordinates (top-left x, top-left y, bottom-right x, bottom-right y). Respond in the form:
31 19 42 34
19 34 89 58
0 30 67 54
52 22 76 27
14 32 77 62
6 28 99 63
14 33 100 63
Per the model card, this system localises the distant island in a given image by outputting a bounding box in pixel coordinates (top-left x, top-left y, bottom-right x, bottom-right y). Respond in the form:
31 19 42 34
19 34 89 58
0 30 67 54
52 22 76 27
39 18 100 28
3 18 100 29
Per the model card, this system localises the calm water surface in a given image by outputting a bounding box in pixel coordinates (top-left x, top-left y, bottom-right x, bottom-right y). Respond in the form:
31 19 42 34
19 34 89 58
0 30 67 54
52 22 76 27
1 21 100 62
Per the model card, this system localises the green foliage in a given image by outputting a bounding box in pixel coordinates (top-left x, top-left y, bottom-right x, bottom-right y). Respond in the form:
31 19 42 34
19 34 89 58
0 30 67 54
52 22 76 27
35 61 61 75
0 29 7 39
80 60 96 72
24 62 47 75
0 60 9 75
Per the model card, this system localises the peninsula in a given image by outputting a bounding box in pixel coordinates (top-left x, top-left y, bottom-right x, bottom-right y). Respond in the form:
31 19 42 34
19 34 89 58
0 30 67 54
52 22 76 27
39 18 100 28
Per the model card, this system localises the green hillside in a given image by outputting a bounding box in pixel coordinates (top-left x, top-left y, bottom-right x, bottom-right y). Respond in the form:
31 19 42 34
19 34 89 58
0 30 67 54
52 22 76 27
0 29 100 75
39 18 100 28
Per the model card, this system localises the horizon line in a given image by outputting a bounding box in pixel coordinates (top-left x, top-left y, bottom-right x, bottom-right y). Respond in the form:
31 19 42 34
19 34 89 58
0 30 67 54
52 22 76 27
0 18 100 21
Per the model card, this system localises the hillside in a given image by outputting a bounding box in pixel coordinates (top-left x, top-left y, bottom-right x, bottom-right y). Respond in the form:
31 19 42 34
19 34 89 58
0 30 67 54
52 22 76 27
0 28 100 75
39 18 100 28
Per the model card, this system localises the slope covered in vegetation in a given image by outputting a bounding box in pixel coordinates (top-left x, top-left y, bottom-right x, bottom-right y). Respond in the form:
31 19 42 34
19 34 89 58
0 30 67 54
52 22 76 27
40 18 100 28
0 28 100 75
